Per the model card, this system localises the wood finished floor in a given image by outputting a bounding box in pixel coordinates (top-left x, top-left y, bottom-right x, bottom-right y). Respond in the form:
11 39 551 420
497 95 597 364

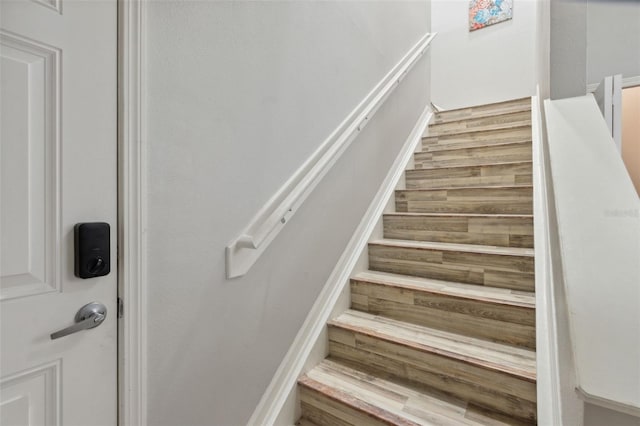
297 97 537 425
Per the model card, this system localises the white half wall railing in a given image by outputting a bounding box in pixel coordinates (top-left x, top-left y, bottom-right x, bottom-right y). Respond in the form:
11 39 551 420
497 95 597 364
532 90 562 425
592 74 622 152
532 87 584 425
225 32 436 279
545 94 640 417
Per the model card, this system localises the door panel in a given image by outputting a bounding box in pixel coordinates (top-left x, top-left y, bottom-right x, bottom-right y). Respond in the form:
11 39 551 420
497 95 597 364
1 31 60 301
0 1 117 425
0 361 59 425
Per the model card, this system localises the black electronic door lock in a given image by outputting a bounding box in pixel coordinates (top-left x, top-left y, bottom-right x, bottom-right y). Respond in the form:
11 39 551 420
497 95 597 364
74 222 110 279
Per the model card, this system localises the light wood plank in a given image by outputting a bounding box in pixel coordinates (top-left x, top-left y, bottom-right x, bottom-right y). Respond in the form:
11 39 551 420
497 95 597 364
299 360 528 426
368 240 534 291
326 311 537 421
395 186 533 215
352 271 535 307
414 142 532 169
383 213 533 248
423 126 532 152
330 310 537 379
429 111 532 137
432 98 531 125
350 273 535 348
406 161 533 191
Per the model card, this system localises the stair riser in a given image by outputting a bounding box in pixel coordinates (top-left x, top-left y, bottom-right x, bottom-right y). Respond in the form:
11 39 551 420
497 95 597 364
299 387 391 426
396 187 533 215
415 142 532 169
429 111 532 136
406 162 532 190
351 280 535 348
383 215 533 248
368 244 535 291
433 99 531 125
297 416 322 426
423 126 532 152
328 328 537 421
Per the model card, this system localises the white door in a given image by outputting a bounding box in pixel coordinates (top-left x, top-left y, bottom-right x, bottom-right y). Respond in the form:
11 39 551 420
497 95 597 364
0 0 117 424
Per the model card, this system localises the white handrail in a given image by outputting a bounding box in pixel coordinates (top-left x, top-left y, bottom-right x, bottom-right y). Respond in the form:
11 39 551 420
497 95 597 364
225 32 437 279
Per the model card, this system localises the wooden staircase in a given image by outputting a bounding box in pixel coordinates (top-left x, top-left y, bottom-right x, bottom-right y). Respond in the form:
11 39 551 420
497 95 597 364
297 97 536 425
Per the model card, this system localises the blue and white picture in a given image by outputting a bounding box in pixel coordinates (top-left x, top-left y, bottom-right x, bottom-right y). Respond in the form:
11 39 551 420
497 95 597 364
469 0 513 31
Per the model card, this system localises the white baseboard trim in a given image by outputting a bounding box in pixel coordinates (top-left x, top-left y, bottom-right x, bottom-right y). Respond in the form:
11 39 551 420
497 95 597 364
246 104 433 426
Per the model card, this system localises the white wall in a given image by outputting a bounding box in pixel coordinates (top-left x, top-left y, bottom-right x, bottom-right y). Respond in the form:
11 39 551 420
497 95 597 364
535 0 551 99
431 0 538 110
144 2 431 425
586 0 640 85
550 0 587 99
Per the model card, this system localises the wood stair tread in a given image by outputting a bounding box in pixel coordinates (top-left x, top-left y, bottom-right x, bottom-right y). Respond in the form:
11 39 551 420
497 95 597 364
407 160 532 172
396 184 533 192
423 124 532 143
425 122 531 139
299 359 525 426
369 239 534 258
433 114 531 128
434 97 531 119
419 140 531 154
433 104 532 126
383 212 533 219
381 212 534 248
428 112 532 137
329 310 537 382
397 185 533 192
423 140 532 153
414 142 532 169
398 184 532 191
352 270 535 309
421 128 533 157
395 186 533 215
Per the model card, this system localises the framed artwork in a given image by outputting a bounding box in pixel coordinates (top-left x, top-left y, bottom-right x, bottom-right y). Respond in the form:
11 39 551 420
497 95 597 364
469 0 513 31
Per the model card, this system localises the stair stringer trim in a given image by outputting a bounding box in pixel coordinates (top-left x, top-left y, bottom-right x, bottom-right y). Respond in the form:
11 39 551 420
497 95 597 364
246 105 433 426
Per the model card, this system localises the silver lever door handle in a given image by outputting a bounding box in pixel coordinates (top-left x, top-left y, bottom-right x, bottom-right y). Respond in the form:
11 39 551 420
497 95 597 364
50 302 107 340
